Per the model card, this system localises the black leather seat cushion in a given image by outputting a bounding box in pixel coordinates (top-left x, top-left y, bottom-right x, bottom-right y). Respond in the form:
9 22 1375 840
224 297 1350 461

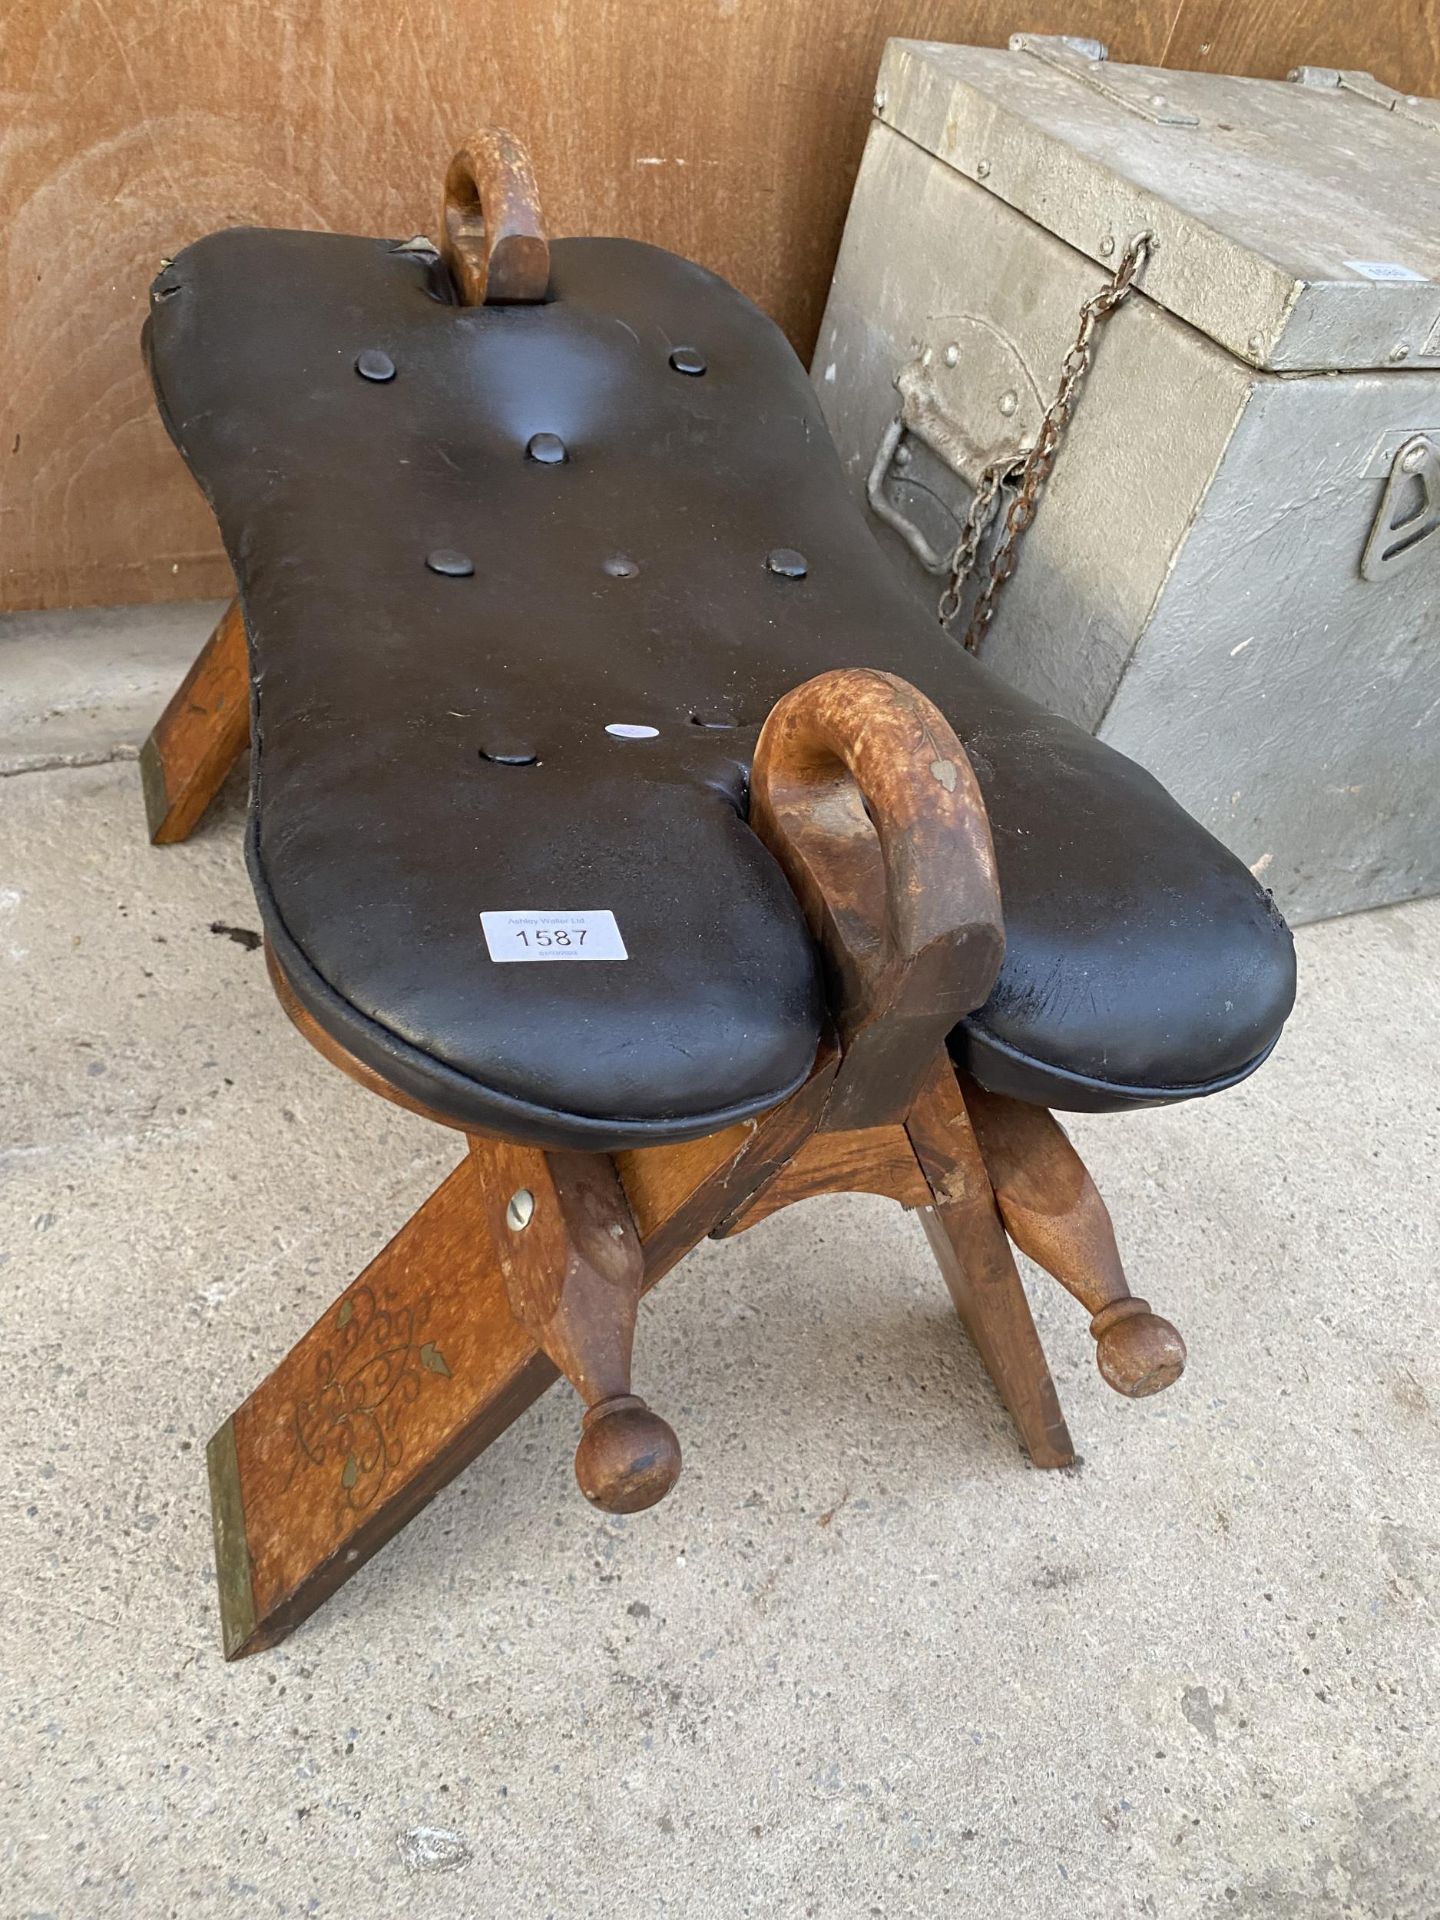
144 228 1295 1148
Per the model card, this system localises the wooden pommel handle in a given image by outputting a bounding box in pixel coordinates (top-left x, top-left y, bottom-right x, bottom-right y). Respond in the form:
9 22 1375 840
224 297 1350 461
960 1079 1186 1398
441 128 550 306
750 668 1004 1129
472 1140 681 1513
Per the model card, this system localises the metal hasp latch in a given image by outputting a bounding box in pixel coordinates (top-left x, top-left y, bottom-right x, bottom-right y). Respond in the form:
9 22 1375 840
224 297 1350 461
1361 434 1440 581
1009 34 1199 126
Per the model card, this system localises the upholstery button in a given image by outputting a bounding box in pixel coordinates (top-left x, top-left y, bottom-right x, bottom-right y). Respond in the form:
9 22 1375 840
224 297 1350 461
355 349 396 382
765 547 808 579
669 347 707 376
426 549 475 577
526 432 567 464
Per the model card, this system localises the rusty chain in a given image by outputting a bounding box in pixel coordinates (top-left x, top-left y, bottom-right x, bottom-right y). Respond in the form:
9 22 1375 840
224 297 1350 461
936 459 1013 627
939 230 1153 651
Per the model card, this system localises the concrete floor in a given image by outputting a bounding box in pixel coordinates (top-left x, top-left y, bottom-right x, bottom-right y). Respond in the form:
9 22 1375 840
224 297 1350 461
2 613 1438 1918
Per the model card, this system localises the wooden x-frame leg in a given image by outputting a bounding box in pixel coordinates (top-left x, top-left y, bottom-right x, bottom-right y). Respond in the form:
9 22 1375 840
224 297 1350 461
207 1028 1182 1657
140 599 250 843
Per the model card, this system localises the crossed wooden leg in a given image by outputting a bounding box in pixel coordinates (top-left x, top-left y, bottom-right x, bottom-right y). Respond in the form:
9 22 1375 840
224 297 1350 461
140 598 250 842
207 1023 1182 1655
151 620 1185 1656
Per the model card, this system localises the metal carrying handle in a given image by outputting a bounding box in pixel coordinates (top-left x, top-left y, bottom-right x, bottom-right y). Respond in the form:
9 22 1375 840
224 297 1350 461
750 668 1004 1127
440 128 550 306
867 416 962 573
1361 434 1440 581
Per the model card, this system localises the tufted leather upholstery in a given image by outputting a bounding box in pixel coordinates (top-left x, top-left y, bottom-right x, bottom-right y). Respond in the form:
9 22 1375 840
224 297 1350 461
144 228 1295 1148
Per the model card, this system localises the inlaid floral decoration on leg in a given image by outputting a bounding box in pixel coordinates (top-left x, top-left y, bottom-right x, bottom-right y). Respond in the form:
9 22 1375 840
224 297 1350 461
283 1286 454 1515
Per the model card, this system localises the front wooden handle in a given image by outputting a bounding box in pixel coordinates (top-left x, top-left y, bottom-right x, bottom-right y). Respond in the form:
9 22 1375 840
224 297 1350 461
440 128 550 306
750 668 1004 1127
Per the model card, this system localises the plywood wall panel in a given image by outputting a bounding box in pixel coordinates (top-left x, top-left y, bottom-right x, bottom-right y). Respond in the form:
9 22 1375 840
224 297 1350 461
1 0 1429 611
1162 0 1440 92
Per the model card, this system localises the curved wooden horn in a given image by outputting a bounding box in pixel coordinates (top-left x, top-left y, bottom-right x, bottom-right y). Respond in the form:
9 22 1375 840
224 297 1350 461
750 667 1004 1128
440 128 549 306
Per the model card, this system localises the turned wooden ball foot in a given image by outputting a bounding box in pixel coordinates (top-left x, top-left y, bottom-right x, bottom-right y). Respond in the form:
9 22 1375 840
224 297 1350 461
574 1395 682 1513
1090 1298 1186 1398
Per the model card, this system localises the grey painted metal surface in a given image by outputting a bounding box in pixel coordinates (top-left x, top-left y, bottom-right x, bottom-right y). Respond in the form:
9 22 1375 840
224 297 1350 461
815 37 1440 923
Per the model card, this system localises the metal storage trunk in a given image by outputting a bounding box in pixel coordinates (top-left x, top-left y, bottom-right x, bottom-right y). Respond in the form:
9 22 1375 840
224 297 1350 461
814 35 1440 923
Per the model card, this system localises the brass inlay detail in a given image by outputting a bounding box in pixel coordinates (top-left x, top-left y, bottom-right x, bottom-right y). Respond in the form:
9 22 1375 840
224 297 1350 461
284 1286 453 1517
138 735 171 838
207 1416 257 1660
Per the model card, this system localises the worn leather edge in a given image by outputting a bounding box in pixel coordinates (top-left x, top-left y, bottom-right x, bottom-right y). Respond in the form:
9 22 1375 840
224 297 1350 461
955 1019 1284 1114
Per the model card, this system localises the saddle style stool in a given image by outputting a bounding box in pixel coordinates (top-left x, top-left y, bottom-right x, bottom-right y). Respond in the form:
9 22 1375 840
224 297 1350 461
140 132 1296 1657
